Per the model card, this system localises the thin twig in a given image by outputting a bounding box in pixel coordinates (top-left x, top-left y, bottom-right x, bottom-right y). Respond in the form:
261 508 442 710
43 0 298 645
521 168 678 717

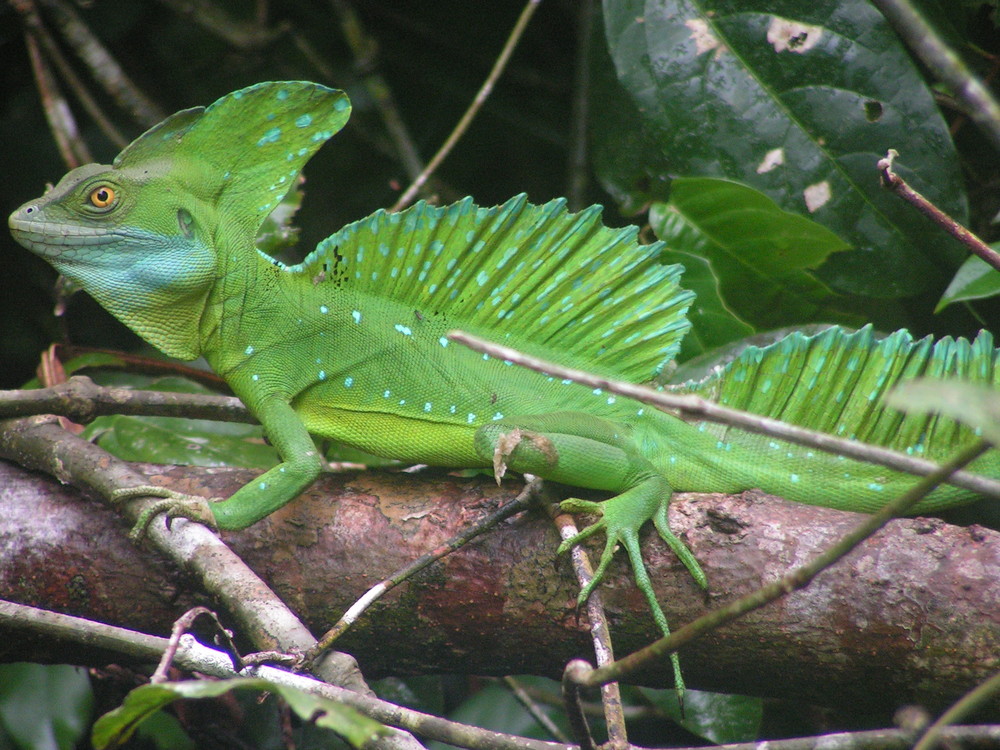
309 480 539 659
872 0 1000 153
579 440 990 686
448 330 1000 499
0 376 250 424
12 0 128 148
37 0 165 127
501 677 571 744
332 0 426 185
155 0 285 50
390 0 543 211
547 504 629 750
22 27 90 166
914 670 1000 750
566 0 595 210
561 660 597 750
878 150 1000 272
152 606 241 683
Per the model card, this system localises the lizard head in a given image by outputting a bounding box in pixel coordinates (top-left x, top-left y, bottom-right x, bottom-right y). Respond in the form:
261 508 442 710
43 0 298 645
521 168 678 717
9 82 351 360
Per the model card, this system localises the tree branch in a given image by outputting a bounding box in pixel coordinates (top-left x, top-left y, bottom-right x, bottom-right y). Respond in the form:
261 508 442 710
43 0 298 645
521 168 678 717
1 458 998 716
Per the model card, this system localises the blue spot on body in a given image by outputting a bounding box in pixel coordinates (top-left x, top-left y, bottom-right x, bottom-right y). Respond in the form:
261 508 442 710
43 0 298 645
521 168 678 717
383 390 391 398
257 127 281 146
245 345 254 355
295 114 313 128
252 374 260 381
320 305 329 314
424 402 432 412
344 377 353 387
867 482 884 492
276 89 289 100
334 98 349 111
352 310 362 324
492 412 504 420
395 324 412 336
318 371 326 380
467 413 476 424
790 473 800 483
439 337 449 347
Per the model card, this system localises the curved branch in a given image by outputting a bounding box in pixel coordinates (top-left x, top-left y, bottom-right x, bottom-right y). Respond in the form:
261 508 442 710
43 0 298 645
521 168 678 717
1 458 998 715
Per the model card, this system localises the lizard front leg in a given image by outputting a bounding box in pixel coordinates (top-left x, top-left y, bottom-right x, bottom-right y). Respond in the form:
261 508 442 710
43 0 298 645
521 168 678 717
119 397 323 534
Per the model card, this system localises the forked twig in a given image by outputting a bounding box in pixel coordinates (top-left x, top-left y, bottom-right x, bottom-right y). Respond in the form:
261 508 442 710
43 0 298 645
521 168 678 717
878 149 1000 272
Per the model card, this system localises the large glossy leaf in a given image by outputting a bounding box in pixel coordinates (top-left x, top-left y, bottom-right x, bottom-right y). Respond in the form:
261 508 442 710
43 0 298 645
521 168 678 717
637 687 762 745
652 177 865 349
600 0 968 297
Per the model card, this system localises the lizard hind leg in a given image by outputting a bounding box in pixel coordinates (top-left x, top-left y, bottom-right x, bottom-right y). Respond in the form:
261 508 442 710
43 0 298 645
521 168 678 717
474 415 706 689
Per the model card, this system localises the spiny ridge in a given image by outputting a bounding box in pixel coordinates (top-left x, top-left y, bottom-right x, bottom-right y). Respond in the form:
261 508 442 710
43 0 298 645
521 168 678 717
294 195 694 382
678 325 999 459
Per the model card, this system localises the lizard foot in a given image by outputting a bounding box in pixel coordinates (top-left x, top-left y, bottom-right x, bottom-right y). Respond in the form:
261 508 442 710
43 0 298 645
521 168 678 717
556 487 698 693
110 485 219 541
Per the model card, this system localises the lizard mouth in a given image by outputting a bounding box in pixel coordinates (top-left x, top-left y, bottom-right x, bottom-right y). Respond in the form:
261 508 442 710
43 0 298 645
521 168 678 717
9 211 121 259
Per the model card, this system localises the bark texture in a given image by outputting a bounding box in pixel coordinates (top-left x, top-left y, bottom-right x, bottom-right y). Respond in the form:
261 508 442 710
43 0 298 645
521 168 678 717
1 459 998 714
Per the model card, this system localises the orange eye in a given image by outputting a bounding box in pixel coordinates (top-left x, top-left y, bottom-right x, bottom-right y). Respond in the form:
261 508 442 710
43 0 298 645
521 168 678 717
89 186 116 208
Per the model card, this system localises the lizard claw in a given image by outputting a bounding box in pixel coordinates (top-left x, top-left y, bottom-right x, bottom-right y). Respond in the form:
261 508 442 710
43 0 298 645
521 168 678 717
492 428 523 484
110 485 219 540
490 428 559 485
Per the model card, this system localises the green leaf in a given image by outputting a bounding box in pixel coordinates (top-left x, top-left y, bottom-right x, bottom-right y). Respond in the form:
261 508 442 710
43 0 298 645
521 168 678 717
936 254 1000 312
659 247 755 361
86 414 277 468
651 177 864 344
256 173 306 259
92 678 385 750
637 687 762 745
0 664 93 750
73 375 277 469
600 0 967 297
887 380 1000 447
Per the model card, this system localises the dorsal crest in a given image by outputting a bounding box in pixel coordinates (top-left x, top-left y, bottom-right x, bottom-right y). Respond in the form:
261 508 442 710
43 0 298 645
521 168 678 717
287 195 694 382
679 325 999 458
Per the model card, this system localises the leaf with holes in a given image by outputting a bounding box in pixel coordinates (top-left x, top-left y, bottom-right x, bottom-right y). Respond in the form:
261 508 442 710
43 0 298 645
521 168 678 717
599 0 968 297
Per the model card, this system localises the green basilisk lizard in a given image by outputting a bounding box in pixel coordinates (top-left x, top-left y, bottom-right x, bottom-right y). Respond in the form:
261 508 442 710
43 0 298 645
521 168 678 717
9 82 1000 688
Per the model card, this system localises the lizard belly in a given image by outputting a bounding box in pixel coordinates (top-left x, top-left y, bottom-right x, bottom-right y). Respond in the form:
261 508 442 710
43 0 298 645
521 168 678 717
296 401 486 467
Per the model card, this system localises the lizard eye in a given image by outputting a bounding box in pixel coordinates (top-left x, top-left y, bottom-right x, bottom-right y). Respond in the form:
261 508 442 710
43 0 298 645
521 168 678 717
88 185 116 209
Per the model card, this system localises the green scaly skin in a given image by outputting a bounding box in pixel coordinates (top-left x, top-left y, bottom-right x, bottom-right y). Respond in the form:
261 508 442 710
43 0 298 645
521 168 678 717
10 82 1000 690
